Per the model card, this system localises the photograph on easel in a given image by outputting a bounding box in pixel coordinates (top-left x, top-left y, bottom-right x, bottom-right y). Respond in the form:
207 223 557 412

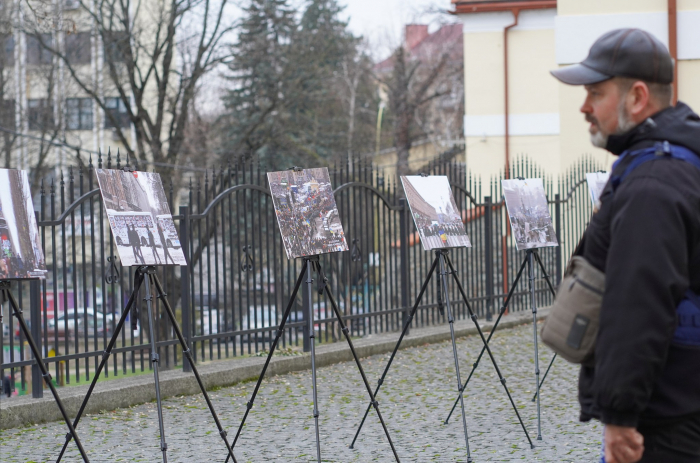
502 178 558 250
268 168 348 259
586 171 610 211
400 175 471 250
95 169 187 266
0 169 47 279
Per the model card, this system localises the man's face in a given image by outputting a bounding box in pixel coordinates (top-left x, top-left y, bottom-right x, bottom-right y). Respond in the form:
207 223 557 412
581 79 626 148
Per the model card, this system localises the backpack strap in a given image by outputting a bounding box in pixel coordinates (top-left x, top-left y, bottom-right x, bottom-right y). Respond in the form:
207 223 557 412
610 141 700 192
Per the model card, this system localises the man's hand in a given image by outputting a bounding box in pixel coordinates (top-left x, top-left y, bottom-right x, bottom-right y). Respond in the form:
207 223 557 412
604 424 645 463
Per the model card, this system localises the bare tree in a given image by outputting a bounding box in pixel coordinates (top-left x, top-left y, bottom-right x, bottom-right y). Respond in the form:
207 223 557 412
18 0 234 181
385 46 449 177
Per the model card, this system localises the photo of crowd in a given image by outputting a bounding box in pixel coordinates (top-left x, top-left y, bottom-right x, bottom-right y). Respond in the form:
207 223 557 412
401 176 471 251
0 169 47 279
502 178 558 250
268 168 348 259
95 169 187 266
586 171 610 211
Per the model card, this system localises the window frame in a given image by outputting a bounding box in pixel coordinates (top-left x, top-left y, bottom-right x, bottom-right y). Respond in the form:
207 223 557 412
65 32 92 66
27 98 55 131
26 33 54 65
104 97 131 129
66 97 94 131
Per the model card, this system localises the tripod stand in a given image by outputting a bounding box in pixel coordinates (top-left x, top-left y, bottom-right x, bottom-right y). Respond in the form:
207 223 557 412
443 248 558 440
350 249 534 462
0 280 90 462
226 255 400 463
54 267 238 463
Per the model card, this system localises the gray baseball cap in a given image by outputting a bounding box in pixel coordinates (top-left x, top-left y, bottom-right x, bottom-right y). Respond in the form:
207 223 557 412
551 28 673 85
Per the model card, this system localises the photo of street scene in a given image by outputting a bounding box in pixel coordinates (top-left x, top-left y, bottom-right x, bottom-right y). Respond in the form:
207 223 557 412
586 171 610 211
268 168 348 259
95 169 187 266
502 178 558 250
401 176 471 250
0 169 47 279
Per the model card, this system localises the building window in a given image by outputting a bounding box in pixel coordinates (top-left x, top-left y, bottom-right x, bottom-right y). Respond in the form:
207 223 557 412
66 98 93 130
26 34 53 65
63 0 80 10
1 99 16 129
104 97 130 128
27 99 54 131
1 34 14 67
65 32 91 65
103 31 129 63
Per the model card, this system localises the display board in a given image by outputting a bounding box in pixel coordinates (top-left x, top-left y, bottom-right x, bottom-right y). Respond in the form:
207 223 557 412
0 169 47 279
268 168 348 259
401 175 471 250
95 169 187 266
502 178 558 250
586 171 610 211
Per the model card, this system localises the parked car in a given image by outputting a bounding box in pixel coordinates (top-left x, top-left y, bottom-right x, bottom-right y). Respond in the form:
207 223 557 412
47 309 111 338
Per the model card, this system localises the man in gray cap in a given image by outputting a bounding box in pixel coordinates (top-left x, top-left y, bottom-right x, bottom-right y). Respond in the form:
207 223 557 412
552 29 700 463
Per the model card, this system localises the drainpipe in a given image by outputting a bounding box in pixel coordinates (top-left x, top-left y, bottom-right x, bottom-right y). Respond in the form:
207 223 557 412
502 8 519 302
668 0 678 104
504 8 519 180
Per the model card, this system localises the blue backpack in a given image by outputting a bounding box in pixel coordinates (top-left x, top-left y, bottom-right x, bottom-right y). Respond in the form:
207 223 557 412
610 141 700 347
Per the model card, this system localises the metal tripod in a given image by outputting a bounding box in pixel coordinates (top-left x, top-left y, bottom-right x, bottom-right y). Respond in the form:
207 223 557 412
226 255 400 463
443 248 558 441
350 249 535 461
54 267 238 463
0 280 90 462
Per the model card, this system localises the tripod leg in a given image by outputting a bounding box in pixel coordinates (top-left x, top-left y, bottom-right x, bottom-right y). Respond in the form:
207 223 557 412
527 251 542 440
149 275 238 463
445 256 534 449
533 250 557 297
306 260 322 463
143 272 169 462
56 272 145 462
444 256 528 424
350 255 440 448
531 250 558 399
532 354 556 402
1 284 90 463
437 252 471 462
229 259 308 455
317 265 401 462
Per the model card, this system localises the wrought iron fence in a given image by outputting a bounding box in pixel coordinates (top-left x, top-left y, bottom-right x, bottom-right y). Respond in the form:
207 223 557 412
0 150 603 398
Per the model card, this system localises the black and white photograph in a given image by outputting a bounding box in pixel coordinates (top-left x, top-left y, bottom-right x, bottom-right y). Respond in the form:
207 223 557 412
401 175 471 250
502 178 558 250
0 169 47 279
95 169 187 266
268 168 348 259
586 171 610 211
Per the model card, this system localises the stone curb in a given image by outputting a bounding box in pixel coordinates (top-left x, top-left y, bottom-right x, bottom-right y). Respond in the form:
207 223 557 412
0 308 549 430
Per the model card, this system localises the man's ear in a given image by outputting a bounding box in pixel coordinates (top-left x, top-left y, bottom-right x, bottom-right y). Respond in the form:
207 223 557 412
628 81 651 118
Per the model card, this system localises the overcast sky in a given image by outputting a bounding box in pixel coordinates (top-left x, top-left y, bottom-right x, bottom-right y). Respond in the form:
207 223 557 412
339 0 455 59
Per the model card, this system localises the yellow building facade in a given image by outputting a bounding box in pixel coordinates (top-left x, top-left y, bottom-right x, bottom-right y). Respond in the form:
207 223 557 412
454 0 700 185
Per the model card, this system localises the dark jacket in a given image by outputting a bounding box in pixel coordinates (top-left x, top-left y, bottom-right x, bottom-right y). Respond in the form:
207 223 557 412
577 102 700 427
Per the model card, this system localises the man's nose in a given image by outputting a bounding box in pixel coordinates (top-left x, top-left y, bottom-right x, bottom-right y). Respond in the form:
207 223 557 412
580 99 592 114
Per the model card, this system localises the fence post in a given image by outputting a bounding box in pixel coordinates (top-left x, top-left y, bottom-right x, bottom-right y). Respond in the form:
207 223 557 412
554 193 562 285
30 280 43 398
179 205 192 372
398 198 410 334
302 264 311 352
484 196 494 321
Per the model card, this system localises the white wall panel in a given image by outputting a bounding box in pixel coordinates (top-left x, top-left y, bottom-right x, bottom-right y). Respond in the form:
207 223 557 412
464 113 560 137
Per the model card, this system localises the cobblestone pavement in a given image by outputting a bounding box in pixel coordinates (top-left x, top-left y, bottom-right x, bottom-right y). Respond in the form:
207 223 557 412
1 321 602 462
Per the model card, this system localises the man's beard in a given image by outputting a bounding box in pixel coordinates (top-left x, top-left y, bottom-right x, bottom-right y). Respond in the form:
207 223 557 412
589 101 637 148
